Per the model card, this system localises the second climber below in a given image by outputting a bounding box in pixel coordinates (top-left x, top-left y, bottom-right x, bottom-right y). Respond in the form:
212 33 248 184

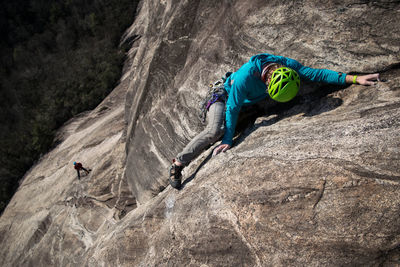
74 161 91 180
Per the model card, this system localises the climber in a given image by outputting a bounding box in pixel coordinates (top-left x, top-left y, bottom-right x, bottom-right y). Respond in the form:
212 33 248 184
73 162 91 180
168 53 380 189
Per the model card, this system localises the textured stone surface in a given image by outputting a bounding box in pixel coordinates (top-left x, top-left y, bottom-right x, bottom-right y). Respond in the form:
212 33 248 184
0 72 136 266
124 0 400 203
0 0 400 266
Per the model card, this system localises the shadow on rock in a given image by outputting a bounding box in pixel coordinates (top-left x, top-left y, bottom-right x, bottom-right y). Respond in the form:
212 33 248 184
181 151 213 189
233 84 346 147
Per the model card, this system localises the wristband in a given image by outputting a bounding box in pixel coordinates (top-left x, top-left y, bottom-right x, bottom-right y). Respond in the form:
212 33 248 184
353 75 358 84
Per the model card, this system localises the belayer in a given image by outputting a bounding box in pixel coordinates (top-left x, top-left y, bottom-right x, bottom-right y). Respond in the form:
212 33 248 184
168 53 380 189
73 162 91 180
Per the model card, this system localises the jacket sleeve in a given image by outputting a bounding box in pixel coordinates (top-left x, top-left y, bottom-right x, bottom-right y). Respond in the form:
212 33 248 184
221 75 248 145
282 57 347 85
257 54 347 85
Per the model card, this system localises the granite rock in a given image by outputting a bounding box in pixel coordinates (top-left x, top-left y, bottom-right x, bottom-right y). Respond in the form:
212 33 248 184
0 0 399 266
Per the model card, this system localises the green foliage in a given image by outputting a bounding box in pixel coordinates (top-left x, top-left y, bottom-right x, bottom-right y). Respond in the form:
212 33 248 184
0 0 139 213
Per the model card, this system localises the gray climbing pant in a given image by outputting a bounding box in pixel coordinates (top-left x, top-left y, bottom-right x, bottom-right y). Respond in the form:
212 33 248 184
176 101 225 165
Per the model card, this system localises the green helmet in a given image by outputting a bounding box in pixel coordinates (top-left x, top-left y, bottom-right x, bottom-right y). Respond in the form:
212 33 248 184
268 67 300 102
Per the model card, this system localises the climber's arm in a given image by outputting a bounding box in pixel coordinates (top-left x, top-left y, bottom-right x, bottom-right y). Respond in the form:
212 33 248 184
276 56 380 86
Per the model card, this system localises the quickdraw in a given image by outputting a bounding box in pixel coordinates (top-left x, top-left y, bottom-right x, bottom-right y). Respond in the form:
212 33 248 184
198 72 232 123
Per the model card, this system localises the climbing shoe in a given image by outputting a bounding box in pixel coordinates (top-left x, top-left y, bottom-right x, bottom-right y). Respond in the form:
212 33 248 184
168 163 183 189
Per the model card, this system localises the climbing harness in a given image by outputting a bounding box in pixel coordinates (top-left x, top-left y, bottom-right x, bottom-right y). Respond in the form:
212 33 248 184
198 72 232 123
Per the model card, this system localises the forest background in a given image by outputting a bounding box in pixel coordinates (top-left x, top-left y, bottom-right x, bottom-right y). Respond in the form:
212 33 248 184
0 0 139 212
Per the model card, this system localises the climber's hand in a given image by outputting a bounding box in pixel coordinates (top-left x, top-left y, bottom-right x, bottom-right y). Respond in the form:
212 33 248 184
357 73 380 86
213 144 231 156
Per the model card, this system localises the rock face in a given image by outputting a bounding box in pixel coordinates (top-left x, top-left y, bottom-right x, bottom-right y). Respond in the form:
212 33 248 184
124 0 400 203
0 77 137 266
1 0 400 266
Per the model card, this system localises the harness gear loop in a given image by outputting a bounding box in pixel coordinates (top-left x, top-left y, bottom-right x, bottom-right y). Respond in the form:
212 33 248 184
198 72 231 123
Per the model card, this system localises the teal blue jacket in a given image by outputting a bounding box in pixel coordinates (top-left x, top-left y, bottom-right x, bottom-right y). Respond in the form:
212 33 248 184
222 53 347 145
